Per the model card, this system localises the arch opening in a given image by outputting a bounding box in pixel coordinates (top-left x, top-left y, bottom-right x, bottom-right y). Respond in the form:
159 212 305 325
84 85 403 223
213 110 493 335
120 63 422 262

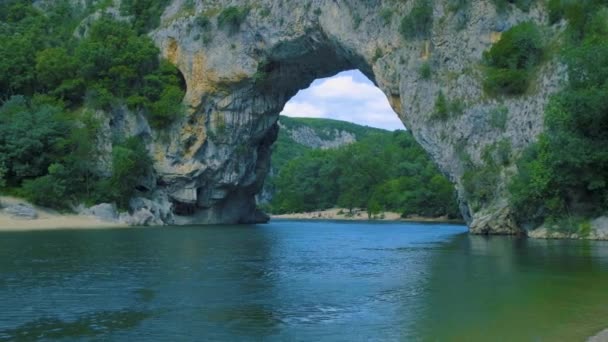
257 70 461 221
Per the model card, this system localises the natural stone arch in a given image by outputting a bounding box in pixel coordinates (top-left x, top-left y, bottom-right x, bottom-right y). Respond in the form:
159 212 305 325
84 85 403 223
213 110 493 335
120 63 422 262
143 0 560 234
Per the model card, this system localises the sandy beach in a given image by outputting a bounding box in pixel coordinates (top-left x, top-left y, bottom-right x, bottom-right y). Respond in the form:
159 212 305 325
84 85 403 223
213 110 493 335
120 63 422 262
271 208 463 223
0 196 126 231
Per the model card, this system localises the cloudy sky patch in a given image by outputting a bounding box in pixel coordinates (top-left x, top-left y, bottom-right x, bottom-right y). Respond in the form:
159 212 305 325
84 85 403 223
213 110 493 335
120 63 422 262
280 70 405 131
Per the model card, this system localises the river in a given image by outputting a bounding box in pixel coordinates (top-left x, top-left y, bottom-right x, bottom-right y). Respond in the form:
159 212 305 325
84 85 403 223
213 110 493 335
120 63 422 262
1 220 607 341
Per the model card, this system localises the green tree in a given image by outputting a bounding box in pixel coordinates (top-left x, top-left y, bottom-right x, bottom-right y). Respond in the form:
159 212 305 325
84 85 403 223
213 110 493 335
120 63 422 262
105 137 152 209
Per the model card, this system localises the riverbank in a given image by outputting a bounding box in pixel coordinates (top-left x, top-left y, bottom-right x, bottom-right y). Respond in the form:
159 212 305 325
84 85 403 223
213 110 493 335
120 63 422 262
271 208 464 224
0 196 126 231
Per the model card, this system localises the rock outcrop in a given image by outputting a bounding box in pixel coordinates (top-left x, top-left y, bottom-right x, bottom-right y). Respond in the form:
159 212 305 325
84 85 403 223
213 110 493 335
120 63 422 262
92 0 564 232
3 204 38 220
78 203 120 222
280 122 357 150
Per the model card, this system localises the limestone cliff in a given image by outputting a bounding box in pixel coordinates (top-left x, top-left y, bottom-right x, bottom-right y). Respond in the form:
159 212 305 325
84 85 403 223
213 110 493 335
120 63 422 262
93 0 563 233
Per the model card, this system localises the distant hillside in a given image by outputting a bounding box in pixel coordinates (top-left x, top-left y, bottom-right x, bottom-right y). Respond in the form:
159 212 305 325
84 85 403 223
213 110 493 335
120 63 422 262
258 116 388 204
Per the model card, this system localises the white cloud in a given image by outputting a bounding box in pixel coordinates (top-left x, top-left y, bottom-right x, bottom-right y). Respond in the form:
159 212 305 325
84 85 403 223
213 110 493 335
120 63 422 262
281 101 325 118
310 75 383 100
280 70 405 131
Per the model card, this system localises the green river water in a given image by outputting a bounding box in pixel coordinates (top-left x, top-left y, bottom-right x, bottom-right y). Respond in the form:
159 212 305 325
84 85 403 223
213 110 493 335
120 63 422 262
0 220 607 341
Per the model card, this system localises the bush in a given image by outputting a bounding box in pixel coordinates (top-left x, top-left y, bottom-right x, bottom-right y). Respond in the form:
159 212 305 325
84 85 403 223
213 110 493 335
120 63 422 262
21 164 69 209
489 105 509 130
149 86 185 128
462 165 499 211
483 22 544 96
400 0 433 40
484 68 530 95
218 6 249 34
106 137 152 209
196 15 211 30
433 91 449 120
431 91 464 120
419 62 432 79
380 8 393 25
484 22 544 70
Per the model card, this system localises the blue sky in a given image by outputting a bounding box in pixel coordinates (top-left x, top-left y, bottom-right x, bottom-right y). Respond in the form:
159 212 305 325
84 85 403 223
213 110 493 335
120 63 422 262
280 70 405 131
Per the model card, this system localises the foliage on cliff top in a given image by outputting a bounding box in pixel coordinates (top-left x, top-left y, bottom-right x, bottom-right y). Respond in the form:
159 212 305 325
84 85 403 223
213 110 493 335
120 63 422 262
0 3 185 128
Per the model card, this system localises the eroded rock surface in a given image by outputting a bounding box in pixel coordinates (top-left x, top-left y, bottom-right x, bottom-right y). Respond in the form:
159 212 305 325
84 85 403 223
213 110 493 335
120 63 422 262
94 0 564 232
3 204 38 220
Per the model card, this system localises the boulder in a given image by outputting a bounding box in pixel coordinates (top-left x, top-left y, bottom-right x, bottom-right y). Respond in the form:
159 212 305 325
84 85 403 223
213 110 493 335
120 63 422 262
119 209 155 226
79 203 119 222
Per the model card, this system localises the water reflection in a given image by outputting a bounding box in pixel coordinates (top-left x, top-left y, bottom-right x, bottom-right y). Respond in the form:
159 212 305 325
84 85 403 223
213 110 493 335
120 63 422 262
415 235 608 341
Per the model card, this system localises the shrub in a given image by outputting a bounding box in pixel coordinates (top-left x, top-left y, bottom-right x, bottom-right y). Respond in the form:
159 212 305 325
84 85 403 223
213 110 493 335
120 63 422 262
218 6 249 34
149 85 185 128
196 15 211 30
483 22 544 70
106 137 152 209
483 22 544 96
380 8 393 25
431 91 465 120
462 164 499 211
489 105 509 130
484 69 530 95
419 62 432 79
433 91 449 120
400 0 433 40
372 47 383 63
482 140 512 167
21 164 68 209
259 7 271 18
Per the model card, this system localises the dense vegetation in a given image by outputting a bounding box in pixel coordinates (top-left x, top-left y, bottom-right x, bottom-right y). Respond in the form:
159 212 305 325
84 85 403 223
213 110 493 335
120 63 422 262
508 1 608 232
0 1 181 210
268 129 460 219
263 116 386 199
483 22 544 96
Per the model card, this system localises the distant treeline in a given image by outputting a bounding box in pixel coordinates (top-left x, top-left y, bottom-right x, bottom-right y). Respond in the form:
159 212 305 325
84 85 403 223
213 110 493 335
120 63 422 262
265 130 460 219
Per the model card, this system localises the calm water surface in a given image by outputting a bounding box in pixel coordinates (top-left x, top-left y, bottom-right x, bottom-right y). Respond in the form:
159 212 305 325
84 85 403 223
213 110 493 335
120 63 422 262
1 220 608 341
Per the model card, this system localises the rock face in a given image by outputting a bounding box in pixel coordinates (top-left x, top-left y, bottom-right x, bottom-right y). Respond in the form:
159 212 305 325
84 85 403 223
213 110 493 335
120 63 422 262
3 204 38 220
78 203 119 222
280 123 357 150
96 0 564 232
529 217 608 240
